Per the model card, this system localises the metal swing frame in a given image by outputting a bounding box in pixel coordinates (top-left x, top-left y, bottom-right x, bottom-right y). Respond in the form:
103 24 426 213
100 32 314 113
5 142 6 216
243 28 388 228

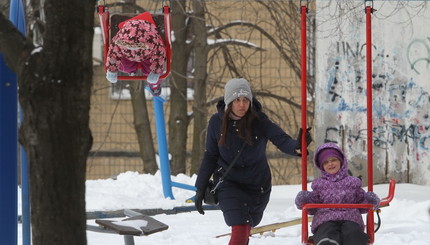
299 1 396 244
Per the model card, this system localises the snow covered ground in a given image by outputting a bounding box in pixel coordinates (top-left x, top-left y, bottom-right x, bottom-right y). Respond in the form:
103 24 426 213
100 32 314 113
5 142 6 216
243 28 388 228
19 171 430 244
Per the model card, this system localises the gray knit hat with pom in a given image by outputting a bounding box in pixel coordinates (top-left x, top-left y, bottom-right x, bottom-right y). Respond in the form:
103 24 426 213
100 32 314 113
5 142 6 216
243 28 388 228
224 78 253 106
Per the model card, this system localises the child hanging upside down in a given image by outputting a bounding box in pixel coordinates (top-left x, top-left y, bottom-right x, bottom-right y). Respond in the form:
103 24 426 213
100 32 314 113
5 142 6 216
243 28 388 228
105 12 166 96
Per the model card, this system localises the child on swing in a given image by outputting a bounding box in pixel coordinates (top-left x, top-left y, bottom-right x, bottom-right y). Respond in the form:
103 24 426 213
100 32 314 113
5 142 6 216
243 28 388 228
295 142 380 245
105 12 166 96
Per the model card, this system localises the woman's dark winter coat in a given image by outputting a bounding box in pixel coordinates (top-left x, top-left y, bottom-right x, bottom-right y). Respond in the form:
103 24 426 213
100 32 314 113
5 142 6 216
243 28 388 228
195 98 298 227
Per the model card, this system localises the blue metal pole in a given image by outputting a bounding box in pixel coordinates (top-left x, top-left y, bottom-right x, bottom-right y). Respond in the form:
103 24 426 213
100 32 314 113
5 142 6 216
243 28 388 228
13 4 31 243
20 141 30 245
0 55 18 245
152 95 174 199
11 0 31 243
0 1 28 245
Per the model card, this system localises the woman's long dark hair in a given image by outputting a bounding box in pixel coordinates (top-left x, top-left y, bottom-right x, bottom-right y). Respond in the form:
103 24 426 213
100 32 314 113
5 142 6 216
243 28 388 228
218 102 259 146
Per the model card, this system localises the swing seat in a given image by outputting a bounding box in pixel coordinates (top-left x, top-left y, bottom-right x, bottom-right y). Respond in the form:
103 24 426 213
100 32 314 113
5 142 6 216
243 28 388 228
95 215 169 236
301 179 396 245
87 209 169 245
97 5 172 81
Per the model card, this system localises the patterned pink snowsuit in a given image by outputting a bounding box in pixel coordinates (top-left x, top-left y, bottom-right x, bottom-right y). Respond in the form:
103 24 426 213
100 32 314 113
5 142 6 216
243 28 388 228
106 12 165 79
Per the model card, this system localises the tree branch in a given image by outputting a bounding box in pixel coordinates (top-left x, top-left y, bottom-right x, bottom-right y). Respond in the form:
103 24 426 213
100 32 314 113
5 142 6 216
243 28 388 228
207 38 265 51
0 13 33 74
255 91 314 118
208 20 301 79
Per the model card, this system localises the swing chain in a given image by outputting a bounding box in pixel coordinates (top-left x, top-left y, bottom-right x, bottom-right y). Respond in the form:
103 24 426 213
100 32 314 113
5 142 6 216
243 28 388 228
299 0 310 13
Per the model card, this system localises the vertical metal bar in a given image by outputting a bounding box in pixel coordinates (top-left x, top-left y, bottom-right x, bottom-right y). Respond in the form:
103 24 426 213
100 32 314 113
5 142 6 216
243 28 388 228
300 5 308 192
13 1 31 243
365 6 373 192
0 53 18 245
161 6 172 79
301 4 309 244
123 235 135 245
0 0 26 244
365 5 375 243
97 4 110 71
302 208 309 244
20 143 30 245
153 96 174 199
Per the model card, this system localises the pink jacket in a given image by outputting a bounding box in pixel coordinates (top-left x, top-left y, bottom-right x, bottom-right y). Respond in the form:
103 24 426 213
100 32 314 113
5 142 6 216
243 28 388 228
106 12 165 74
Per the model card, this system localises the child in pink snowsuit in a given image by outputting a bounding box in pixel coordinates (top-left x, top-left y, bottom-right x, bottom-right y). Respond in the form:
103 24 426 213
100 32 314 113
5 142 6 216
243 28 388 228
105 12 166 96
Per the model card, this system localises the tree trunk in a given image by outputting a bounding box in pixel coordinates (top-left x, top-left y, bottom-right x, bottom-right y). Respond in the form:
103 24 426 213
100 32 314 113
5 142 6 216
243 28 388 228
129 82 158 174
1 0 94 244
168 0 190 175
190 0 208 174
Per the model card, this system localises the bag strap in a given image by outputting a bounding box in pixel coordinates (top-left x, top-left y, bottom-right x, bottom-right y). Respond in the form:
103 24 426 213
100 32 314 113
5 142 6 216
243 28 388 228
210 141 246 193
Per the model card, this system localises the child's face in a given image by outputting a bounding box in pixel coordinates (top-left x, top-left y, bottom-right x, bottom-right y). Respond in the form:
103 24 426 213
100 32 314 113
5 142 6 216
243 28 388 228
322 157 341 175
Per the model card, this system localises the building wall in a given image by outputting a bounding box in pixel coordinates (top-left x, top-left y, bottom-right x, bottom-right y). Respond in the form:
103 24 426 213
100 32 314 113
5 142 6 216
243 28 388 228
315 1 430 185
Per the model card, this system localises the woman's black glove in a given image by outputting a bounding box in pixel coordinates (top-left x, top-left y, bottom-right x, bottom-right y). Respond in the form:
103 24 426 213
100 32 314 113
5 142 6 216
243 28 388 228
295 127 312 156
195 188 205 215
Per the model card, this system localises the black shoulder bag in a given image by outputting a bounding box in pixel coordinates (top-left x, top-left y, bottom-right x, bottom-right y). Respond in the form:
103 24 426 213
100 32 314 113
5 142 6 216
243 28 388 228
204 141 247 205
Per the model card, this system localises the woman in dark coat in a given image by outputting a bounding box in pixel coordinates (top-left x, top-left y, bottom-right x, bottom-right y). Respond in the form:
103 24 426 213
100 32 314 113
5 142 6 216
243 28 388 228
194 78 312 245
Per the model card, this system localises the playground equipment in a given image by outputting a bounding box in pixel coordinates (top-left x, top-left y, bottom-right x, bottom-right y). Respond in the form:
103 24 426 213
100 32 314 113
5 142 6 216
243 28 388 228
97 0 196 199
299 1 396 244
87 209 169 245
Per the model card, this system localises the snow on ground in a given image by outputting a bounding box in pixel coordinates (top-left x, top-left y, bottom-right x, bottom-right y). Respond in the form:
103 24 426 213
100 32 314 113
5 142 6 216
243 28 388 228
19 171 430 244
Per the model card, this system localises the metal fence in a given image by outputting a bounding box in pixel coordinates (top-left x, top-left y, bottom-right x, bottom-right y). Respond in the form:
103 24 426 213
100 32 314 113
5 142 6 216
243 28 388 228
88 0 315 184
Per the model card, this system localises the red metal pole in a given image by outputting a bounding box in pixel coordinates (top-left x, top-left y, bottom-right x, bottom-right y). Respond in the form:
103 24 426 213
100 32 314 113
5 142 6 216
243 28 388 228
300 4 309 243
366 5 375 243
301 5 308 192
302 209 309 244
97 4 110 71
365 5 373 192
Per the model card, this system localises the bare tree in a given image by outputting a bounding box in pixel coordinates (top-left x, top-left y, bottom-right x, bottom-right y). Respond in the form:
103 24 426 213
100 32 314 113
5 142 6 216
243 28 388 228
189 0 208 174
168 0 191 175
0 0 93 244
129 82 158 174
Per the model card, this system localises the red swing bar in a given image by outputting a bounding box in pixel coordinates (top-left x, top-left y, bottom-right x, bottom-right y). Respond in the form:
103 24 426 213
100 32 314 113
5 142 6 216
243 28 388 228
365 2 374 193
97 3 172 81
302 180 396 244
300 2 309 192
97 3 110 65
300 1 396 244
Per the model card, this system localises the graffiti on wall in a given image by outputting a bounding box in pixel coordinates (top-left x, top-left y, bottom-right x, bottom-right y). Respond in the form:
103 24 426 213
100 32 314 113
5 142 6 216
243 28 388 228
315 1 430 185
319 39 430 180
407 37 430 75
